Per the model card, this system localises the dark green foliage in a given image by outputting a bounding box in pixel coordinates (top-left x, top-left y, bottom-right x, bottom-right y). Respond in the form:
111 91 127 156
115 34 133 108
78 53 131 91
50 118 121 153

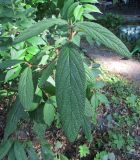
8 147 16 160
76 22 131 57
4 97 28 140
14 19 68 44
0 140 13 160
0 0 132 159
39 61 56 88
18 67 35 111
14 141 28 160
56 43 86 142
0 60 24 70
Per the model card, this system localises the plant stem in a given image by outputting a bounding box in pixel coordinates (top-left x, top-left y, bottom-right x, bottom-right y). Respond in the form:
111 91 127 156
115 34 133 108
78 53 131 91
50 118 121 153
68 20 74 41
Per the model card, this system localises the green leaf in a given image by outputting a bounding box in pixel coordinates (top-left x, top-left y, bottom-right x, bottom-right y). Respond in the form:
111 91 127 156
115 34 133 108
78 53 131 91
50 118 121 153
56 43 86 142
91 93 99 109
76 22 131 57
79 144 90 158
27 36 46 46
4 97 28 140
8 148 16 160
72 33 81 46
14 18 67 44
62 0 74 19
84 4 101 13
80 0 98 3
59 154 69 160
26 142 38 160
0 37 13 48
44 102 55 126
14 141 28 160
84 13 95 20
0 60 23 69
67 2 79 18
18 67 35 111
48 96 57 107
86 35 94 46
11 49 26 60
57 0 65 9
84 98 94 117
5 65 21 82
26 46 40 55
33 122 46 141
82 116 92 142
94 81 105 89
45 81 56 96
39 61 55 88
0 140 13 160
74 5 84 20
29 104 44 123
91 93 98 124
97 92 109 105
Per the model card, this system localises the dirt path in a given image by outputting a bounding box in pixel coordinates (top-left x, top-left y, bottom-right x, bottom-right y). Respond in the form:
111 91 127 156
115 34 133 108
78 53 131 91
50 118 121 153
82 42 140 84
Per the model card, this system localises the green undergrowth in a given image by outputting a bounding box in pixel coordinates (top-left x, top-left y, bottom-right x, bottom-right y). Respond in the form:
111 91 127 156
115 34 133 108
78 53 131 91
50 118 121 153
68 72 140 159
94 72 140 159
0 68 140 160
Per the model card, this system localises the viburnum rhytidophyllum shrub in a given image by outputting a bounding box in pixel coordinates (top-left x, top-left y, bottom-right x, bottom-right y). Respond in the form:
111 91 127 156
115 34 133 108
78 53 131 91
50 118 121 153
0 0 131 159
